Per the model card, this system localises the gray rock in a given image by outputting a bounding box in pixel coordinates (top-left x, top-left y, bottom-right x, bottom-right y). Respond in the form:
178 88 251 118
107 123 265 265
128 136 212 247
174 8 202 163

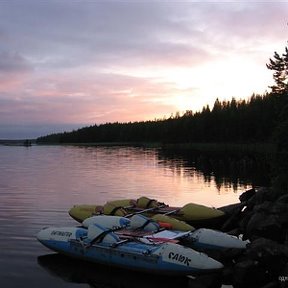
245 213 284 242
233 259 269 288
247 187 274 209
277 193 288 203
260 281 281 288
239 188 256 203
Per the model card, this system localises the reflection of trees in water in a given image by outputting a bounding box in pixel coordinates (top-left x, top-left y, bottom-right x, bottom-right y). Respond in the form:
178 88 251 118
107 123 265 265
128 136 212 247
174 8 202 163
157 149 271 191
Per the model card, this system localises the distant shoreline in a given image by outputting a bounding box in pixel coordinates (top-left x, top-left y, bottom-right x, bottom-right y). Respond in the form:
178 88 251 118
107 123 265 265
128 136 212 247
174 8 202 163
0 139 36 146
2 140 276 157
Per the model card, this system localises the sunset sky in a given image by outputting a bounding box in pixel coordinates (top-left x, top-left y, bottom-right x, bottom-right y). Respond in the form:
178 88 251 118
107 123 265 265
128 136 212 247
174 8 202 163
0 1 287 139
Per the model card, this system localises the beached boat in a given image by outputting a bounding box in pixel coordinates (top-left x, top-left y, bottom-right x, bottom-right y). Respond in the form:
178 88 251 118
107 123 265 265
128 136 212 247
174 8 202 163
69 196 226 229
81 215 248 251
37 223 224 276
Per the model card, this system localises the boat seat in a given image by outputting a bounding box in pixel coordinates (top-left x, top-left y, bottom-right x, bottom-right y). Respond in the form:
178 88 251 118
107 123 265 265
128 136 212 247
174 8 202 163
130 214 160 232
87 223 120 244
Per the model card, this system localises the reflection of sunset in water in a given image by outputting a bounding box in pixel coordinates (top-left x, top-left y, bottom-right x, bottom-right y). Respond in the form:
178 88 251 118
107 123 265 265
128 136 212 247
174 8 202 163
0 145 254 213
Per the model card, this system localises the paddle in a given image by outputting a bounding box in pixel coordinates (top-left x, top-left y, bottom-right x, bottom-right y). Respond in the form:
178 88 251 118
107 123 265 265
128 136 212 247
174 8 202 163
99 198 182 218
124 204 168 218
91 203 169 218
110 235 179 248
92 203 166 217
116 234 179 244
125 205 182 217
91 204 135 217
163 208 181 216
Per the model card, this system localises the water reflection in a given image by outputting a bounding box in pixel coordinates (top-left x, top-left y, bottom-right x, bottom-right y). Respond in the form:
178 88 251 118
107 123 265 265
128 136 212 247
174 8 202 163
158 149 271 192
38 253 189 288
0 145 268 288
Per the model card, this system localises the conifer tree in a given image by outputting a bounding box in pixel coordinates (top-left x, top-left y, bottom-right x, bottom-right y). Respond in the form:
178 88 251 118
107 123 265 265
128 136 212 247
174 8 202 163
267 47 288 195
266 47 288 94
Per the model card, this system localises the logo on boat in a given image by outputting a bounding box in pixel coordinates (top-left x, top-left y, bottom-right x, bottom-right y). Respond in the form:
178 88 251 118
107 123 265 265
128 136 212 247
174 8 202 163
168 252 191 266
51 230 72 237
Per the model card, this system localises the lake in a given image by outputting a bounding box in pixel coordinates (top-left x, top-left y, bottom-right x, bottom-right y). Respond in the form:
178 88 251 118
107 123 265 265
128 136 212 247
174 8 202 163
0 145 266 288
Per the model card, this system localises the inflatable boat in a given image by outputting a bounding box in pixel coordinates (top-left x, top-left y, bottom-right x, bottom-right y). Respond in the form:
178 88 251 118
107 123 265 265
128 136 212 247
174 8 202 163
69 196 225 229
81 214 248 251
37 222 223 276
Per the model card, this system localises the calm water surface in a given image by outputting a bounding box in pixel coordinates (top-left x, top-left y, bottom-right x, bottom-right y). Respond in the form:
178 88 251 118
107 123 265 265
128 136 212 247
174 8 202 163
0 145 253 288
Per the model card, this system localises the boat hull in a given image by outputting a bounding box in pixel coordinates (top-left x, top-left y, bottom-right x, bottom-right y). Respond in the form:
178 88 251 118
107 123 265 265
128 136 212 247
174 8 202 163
37 226 223 276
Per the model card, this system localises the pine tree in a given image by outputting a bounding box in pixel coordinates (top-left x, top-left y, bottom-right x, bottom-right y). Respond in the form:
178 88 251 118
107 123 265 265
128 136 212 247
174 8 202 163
267 47 288 195
266 48 288 94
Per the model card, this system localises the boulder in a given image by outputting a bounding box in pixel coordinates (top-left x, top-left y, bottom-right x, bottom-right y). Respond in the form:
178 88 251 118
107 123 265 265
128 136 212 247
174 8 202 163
245 212 284 242
246 187 274 209
221 208 244 232
260 281 281 288
239 188 256 203
270 201 288 214
277 193 288 203
202 248 245 266
245 238 288 278
252 201 273 213
232 259 269 288
246 237 288 260
217 187 288 287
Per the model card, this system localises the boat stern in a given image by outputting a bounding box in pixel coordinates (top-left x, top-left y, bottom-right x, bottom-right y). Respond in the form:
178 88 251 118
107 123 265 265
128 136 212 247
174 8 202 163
188 228 249 250
155 243 223 275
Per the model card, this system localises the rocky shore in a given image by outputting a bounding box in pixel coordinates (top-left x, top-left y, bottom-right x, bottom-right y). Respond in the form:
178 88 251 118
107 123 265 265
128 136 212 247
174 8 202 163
190 187 288 288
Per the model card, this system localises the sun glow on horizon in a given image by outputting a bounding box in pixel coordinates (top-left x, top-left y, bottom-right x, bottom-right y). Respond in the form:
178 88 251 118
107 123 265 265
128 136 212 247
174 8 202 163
112 55 272 115
160 56 274 113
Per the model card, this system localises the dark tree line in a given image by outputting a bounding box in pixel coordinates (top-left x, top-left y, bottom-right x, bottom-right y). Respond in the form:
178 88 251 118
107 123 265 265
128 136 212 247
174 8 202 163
36 93 280 145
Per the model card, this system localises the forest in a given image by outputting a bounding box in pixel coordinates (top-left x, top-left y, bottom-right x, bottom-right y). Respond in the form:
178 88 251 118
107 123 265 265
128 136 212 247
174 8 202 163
36 93 281 145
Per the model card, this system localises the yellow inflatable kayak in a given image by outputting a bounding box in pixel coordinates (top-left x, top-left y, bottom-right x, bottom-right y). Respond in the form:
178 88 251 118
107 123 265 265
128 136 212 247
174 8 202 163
69 197 225 229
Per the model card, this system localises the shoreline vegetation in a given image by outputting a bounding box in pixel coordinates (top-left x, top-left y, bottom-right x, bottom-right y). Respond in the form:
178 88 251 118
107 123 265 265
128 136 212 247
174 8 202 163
0 139 35 146
36 93 280 146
